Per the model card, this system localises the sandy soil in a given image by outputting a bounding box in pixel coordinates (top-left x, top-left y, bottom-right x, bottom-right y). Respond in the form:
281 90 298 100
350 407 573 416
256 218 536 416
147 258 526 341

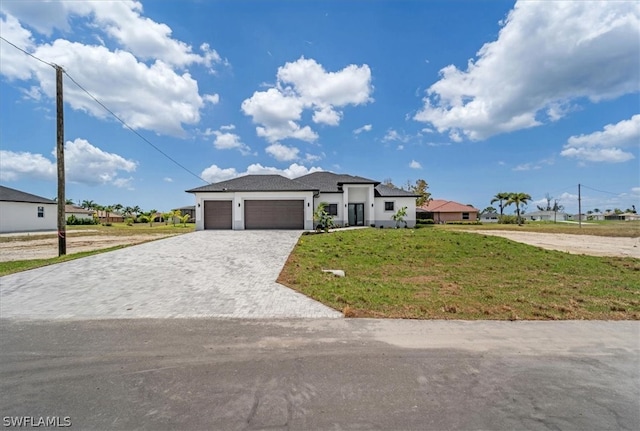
469 230 640 259
0 233 175 262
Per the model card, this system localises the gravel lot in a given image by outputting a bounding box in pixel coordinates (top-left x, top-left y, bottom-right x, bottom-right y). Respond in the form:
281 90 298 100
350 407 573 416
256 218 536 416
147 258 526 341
0 232 175 262
470 230 640 259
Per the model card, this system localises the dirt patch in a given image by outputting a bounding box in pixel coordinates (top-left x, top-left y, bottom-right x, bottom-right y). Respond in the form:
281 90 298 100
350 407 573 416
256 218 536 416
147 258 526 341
0 233 175 262
470 230 640 258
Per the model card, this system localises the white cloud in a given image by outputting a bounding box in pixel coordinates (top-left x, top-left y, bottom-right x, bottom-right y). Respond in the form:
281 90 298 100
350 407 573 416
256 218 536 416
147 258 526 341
512 157 555 172
200 163 323 183
265 143 300 161
211 127 252 155
0 3 227 137
0 138 137 185
242 57 372 142
312 105 342 126
561 115 639 163
1 1 225 69
353 124 372 134
0 150 56 181
409 160 422 169
414 1 640 141
382 129 410 143
164 177 173 182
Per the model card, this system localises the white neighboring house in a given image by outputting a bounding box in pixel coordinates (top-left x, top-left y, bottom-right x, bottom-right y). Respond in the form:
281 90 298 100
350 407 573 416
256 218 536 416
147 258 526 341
65 205 95 221
526 210 569 222
186 172 418 231
0 185 57 233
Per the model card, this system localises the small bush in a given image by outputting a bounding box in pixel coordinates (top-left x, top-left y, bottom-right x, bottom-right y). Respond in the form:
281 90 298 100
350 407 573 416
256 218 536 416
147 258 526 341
66 215 98 225
499 215 519 224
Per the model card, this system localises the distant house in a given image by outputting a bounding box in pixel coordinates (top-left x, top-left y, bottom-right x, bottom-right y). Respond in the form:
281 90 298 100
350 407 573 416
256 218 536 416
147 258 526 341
172 205 195 222
95 210 124 223
65 205 94 221
526 210 569 222
0 185 57 233
417 199 479 223
604 212 640 221
479 211 500 223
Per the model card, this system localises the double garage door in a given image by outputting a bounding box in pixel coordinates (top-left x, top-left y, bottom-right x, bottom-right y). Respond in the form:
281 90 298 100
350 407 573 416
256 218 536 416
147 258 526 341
204 200 304 230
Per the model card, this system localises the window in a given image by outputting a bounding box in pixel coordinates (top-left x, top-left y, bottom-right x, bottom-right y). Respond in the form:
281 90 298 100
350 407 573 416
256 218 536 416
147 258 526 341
327 204 338 216
462 212 469 220
37 206 44 218
384 201 394 211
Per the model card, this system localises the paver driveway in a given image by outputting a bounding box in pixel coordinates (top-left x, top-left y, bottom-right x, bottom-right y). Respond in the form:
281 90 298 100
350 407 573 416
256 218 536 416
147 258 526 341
0 231 341 319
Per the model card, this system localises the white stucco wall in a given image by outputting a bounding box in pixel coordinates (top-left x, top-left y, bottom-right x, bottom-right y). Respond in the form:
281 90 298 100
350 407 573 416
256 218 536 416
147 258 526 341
0 201 57 233
192 191 315 230
374 197 417 228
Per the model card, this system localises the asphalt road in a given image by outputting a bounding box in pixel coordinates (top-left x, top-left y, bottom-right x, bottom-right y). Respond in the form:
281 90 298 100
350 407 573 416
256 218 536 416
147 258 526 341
1 318 638 430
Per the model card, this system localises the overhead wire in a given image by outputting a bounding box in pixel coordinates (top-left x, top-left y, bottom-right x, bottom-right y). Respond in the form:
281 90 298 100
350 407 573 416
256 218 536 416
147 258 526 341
0 36 209 184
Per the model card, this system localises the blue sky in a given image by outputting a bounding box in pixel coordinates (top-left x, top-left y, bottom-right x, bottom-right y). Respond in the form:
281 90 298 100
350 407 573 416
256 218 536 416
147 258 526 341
1 0 638 214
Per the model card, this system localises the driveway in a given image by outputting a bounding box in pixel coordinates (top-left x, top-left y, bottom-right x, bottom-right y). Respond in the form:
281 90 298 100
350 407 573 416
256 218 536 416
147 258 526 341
0 231 341 319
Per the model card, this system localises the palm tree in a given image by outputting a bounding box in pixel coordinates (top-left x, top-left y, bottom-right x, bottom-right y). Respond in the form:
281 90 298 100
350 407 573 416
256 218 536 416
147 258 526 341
132 205 141 219
103 205 114 224
490 192 511 217
81 200 95 210
506 192 532 225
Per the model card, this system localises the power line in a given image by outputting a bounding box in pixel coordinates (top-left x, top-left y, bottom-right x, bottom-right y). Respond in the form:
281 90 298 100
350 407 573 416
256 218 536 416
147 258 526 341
0 36 56 68
63 71 208 183
0 36 208 184
580 184 623 196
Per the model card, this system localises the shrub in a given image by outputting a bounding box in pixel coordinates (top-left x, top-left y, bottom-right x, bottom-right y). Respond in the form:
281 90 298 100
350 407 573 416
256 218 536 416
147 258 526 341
499 215 519 224
66 215 98 225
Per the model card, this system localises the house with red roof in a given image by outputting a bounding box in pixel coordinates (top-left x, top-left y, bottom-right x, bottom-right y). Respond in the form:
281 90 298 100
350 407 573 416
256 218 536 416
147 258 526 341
417 199 479 223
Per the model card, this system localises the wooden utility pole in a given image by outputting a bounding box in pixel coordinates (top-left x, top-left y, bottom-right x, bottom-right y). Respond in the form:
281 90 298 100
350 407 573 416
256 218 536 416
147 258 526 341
578 183 582 229
56 65 66 256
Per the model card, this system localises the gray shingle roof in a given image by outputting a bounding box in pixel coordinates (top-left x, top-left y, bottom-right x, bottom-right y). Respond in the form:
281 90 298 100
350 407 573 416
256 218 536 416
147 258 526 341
0 185 56 204
374 184 419 197
296 172 379 192
186 175 318 193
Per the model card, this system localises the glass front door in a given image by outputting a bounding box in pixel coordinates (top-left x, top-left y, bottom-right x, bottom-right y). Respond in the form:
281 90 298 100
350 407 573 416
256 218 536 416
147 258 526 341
348 203 365 226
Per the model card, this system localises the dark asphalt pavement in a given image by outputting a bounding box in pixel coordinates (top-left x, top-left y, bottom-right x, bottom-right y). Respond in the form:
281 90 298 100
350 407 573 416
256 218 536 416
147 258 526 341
1 318 638 430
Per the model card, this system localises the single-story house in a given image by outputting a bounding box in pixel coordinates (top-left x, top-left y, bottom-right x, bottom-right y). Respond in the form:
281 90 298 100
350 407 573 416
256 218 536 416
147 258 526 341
525 210 569 222
186 172 418 230
479 211 500 223
417 199 479 223
95 210 124 223
0 185 57 233
172 205 196 221
65 204 94 221
604 212 640 221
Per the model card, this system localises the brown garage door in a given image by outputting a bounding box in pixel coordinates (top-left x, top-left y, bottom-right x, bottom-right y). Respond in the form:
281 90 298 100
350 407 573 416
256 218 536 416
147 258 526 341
204 200 232 229
244 200 304 229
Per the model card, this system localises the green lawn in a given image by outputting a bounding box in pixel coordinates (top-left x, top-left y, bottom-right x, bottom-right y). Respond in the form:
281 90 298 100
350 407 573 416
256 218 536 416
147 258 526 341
278 227 640 320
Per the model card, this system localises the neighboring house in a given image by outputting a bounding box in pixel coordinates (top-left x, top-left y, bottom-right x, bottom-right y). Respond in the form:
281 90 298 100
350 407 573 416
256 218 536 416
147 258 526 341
186 172 418 230
172 205 195 221
585 213 605 221
65 205 94 221
95 210 124 223
417 199 479 223
0 185 57 233
526 210 569 222
479 211 499 223
604 212 640 221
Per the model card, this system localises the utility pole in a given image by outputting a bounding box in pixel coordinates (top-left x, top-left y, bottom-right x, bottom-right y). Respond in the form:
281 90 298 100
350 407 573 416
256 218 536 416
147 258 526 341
578 183 582 229
56 65 66 256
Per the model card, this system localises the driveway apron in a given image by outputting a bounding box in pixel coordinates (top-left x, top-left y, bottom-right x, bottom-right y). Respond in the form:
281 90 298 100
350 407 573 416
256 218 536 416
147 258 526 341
0 231 342 319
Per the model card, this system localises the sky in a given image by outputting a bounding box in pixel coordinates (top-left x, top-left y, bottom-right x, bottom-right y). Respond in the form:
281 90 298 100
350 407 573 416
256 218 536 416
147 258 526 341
0 0 638 215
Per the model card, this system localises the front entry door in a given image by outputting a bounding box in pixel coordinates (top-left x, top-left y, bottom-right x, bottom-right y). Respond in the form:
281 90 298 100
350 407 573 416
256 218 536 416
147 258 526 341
348 203 365 226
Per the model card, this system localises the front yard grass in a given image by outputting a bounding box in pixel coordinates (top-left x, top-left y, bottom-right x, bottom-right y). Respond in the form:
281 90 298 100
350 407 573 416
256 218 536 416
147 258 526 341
278 228 640 320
